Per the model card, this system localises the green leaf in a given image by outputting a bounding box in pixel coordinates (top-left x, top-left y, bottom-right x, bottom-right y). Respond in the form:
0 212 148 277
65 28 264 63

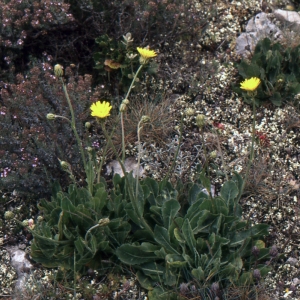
199 172 211 194
220 181 238 204
154 226 179 254
188 183 203 204
136 270 155 290
74 237 85 256
140 262 164 277
164 267 177 286
162 199 180 230
230 224 269 246
270 92 282 106
181 219 196 253
116 244 157 265
91 187 107 212
191 267 205 281
174 228 185 244
166 254 187 268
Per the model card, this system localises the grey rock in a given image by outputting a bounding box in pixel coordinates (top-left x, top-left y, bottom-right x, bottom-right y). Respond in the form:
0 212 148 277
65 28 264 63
106 157 144 178
274 9 300 28
286 257 298 266
5 245 33 291
236 12 282 56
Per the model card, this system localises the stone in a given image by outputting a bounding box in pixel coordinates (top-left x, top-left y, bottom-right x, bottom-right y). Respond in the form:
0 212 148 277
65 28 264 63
236 12 282 56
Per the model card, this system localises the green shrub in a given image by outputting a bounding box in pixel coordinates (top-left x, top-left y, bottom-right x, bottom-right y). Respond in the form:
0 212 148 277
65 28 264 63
234 37 300 106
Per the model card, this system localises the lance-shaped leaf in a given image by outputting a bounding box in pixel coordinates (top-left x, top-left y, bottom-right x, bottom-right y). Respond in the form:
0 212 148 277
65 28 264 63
116 244 158 265
154 226 179 254
162 199 180 230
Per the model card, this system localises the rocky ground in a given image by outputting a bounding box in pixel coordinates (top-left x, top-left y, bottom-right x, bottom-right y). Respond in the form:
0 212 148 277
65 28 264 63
2 0 300 299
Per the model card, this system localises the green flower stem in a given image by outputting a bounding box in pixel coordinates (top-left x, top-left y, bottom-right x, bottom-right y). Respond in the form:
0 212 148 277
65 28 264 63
121 112 126 163
60 78 91 193
212 128 229 182
164 115 184 182
238 97 256 202
96 117 119 184
124 64 144 100
121 64 144 162
100 122 154 238
136 120 143 199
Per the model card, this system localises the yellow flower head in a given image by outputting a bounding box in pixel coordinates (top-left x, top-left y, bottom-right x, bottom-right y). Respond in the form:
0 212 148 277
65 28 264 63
240 77 261 91
90 101 112 119
137 47 157 59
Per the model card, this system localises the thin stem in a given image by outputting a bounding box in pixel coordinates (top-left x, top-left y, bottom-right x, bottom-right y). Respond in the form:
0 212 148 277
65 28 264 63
96 117 119 184
121 112 126 162
213 128 229 181
136 120 143 199
164 115 184 182
120 64 144 163
73 249 76 299
61 78 91 192
124 64 144 100
101 122 154 238
238 98 256 201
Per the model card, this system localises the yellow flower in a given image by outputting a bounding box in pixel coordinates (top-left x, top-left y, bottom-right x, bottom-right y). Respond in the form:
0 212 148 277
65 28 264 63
137 47 157 64
240 77 261 91
137 47 157 59
90 101 112 119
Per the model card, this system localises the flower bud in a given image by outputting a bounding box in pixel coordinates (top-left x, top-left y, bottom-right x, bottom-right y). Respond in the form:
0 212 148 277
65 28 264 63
4 211 14 220
98 217 110 226
54 64 63 77
119 98 130 112
22 220 29 227
60 160 71 172
37 216 44 223
196 114 206 128
87 147 93 153
85 122 91 129
185 108 195 116
47 113 56 120
140 115 150 123
209 150 217 159
119 103 127 112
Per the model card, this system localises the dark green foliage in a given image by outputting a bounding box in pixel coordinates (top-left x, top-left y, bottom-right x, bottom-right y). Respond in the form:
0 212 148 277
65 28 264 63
31 172 271 297
31 180 130 273
234 37 300 106
93 34 158 94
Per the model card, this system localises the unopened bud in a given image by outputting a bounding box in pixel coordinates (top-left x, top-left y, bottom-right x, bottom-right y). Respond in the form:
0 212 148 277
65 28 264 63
47 113 56 120
85 122 91 129
209 150 217 159
54 64 63 77
37 216 44 223
60 160 71 172
4 211 14 220
119 98 129 112
98 217 110 226
22 220 29 227
87 147 93 153
140 115 150 123
185 108 195 116
196 114 206 128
